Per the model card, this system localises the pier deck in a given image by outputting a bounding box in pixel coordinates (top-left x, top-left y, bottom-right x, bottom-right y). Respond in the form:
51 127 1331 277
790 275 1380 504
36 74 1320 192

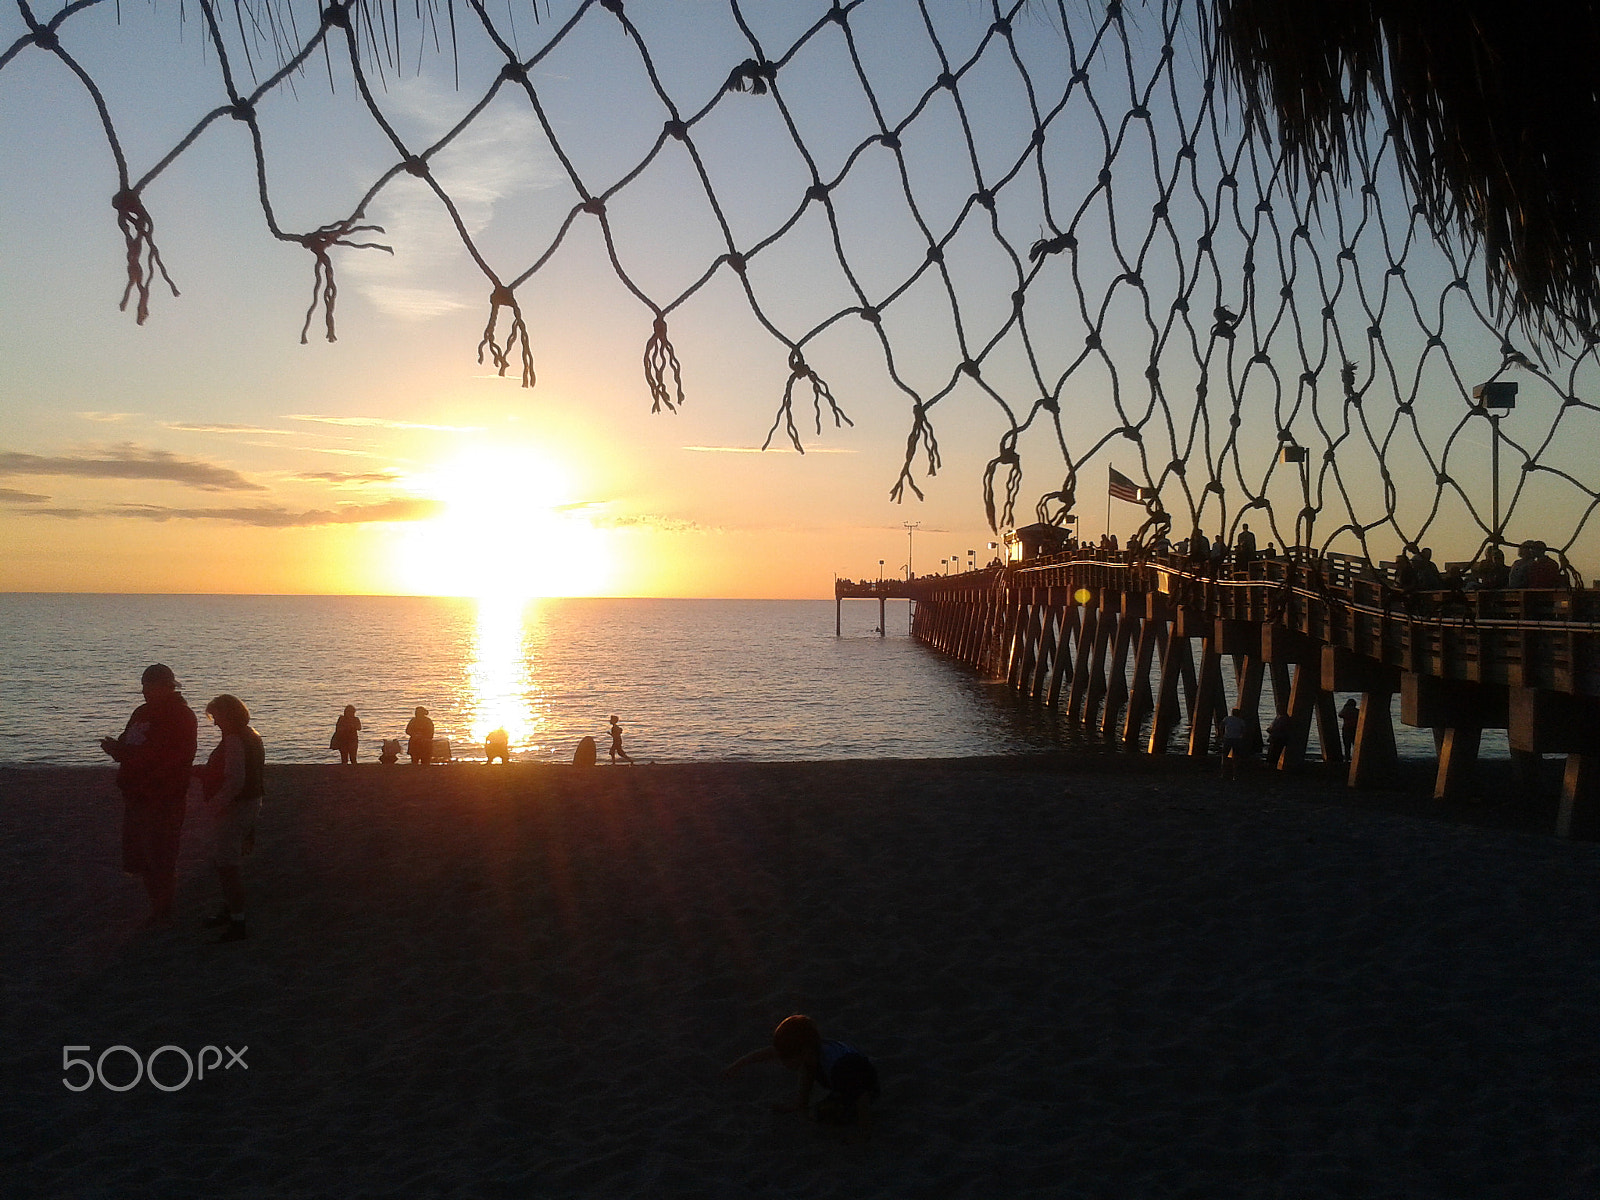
841 551 1600 837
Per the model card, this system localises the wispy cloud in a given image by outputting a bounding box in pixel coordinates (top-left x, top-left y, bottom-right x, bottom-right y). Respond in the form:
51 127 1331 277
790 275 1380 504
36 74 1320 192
75 412 140 423
590 513 716 534
27 498 445 527
343 77 563 319
683 445 857 455
164 422 293 436
287 415 484 433
290 470 404 485
0 486 50 503
0 445 264 492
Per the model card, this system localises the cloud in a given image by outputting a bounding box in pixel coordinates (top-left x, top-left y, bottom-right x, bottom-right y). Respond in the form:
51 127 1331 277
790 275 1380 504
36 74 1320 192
164 422 293 436
682 445 857 455
290 470 404 485
287 415 484 433
0 445 265 491
102 498 444 527
342 77 563 320
590 513 715 534
75 412 140 423
0 486 50 503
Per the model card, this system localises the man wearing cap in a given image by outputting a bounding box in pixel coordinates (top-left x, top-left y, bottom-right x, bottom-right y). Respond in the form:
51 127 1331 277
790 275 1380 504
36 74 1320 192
99 664 198 925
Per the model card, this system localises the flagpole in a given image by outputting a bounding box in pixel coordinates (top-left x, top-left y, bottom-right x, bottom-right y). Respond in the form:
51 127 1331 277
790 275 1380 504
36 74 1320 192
1106 463 1113 540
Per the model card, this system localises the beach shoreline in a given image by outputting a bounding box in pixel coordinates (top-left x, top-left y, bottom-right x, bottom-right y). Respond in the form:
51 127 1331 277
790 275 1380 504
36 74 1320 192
3 759 1596 1197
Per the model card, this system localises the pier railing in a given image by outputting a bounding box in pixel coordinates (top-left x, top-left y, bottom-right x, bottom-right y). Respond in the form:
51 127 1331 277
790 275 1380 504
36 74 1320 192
840 550 1600 838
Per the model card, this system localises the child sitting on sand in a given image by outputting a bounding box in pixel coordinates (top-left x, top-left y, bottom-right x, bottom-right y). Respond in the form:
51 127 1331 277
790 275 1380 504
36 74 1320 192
723 1014 879 1129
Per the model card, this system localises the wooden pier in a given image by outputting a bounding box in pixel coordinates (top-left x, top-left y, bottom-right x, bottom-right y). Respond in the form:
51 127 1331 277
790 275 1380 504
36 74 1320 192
834 577 920 636
839 551 1600 838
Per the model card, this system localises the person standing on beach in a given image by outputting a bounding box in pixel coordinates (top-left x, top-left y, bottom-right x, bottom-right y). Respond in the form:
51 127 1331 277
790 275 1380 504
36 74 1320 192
608 715 634 764
197 694 265 942
99 663 198 926
331 704 361 765
1339 698 1360 759
406 706 434 766
1265 711 1292 769
1220 707 1248 781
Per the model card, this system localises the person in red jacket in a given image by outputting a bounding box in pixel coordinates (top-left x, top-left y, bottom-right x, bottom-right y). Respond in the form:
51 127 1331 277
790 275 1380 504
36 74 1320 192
99 664 198 926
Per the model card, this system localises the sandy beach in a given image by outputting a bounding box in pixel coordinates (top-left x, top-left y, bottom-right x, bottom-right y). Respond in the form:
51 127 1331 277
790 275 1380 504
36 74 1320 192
1 757 1596 1198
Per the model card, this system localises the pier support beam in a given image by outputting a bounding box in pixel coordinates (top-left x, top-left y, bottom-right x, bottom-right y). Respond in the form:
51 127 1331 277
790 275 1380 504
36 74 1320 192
1068 600 1101 720
1348 692 1399 787
1404 674 1509 804
1085 604 1116 718
1148 625 1189 754
1510 688 1600 838
1046 605 1080 707
1433 726 1483 801
1123 617 1159 745
1187 636 1226 758
1101 609 1137 739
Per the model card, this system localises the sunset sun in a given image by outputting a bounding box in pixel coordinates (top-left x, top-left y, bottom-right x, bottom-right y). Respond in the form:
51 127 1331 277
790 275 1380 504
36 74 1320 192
396 446 612 599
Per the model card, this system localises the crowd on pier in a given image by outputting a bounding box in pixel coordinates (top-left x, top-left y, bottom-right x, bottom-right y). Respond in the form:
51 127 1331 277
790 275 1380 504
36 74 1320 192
1006 527 1574 596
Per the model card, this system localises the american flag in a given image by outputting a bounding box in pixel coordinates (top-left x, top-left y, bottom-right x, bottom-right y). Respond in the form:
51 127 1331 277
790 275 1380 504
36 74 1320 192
1108 466 1144 503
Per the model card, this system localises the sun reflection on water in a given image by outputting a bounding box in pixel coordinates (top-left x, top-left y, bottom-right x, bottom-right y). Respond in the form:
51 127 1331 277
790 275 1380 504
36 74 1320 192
467 596 544 755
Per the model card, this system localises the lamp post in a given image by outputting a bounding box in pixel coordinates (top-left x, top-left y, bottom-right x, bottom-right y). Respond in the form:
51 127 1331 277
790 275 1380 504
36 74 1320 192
904 521 920 578
878 559 884 582
1473 381 1518 544
1280 442 1310 555
968 549 976 571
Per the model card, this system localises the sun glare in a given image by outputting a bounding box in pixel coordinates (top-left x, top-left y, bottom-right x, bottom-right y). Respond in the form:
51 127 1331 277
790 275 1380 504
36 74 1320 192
396 445 611 598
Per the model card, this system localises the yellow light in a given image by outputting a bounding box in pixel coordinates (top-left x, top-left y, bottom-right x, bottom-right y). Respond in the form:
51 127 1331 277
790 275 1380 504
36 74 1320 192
467 595 543 746
1074 587 1092 604
394 445 612 598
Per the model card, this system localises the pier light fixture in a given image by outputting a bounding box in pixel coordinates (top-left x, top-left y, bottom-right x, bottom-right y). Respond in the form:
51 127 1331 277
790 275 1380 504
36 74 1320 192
1473 381 1518 542
1279 442 1312 552
878 559 884 582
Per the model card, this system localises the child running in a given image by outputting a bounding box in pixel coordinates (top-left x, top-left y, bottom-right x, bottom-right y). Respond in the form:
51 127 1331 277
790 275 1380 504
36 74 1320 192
723 1014 879 1130
607 715 634 764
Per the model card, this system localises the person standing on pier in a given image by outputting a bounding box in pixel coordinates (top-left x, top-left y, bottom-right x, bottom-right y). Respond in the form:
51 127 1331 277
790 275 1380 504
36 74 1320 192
1235 523 1257 570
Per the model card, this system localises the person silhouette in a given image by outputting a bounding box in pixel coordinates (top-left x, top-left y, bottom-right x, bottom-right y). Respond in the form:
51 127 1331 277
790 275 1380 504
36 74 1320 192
197 693 265 942
484 728 510 764
406 706 435 766
608 715 634 764
1339 698 1360 759
99 663 197 926
332 704 361 764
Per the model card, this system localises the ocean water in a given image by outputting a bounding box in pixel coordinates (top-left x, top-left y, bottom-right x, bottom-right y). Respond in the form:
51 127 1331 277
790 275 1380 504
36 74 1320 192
0 594 1474 765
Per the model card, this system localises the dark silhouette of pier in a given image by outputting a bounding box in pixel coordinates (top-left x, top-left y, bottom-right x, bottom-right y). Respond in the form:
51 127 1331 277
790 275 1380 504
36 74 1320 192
839 549 1600 838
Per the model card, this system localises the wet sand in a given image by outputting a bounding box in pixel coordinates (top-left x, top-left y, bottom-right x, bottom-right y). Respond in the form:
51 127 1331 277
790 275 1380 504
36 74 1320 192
1 758 1596 1198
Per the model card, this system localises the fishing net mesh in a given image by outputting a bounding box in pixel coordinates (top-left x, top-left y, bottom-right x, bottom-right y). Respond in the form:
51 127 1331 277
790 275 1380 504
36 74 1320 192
8 0 1599 574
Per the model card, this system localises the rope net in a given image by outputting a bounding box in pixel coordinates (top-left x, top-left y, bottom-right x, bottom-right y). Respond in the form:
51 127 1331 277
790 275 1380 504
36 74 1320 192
7 0 1600 578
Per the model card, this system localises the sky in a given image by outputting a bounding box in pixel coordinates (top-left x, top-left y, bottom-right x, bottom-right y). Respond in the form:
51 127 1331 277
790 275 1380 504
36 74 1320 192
3 0 1597 597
